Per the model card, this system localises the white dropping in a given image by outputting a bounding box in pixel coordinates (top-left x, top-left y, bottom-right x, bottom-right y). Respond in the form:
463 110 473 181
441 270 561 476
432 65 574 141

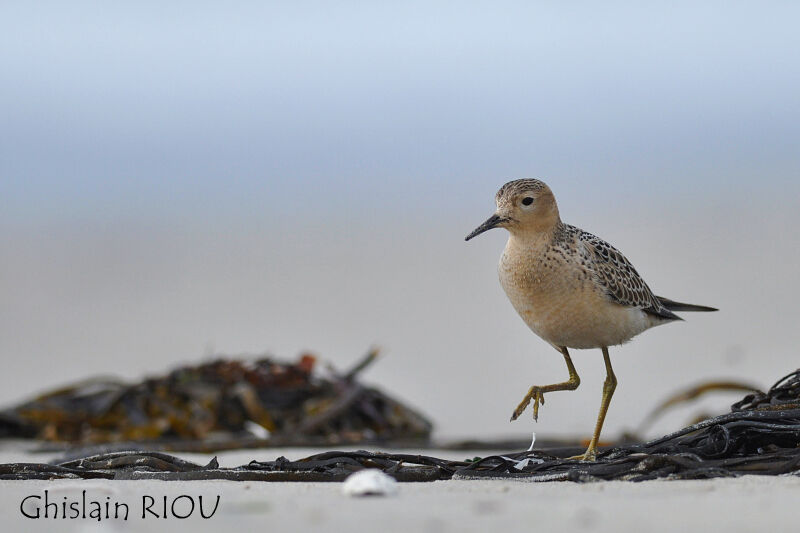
342 469 398 497
527 431 537 452
499 456 544 470
514 458 532 470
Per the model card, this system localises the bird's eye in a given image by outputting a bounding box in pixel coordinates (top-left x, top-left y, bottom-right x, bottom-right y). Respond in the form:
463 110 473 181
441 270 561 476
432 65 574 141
522 197 534 206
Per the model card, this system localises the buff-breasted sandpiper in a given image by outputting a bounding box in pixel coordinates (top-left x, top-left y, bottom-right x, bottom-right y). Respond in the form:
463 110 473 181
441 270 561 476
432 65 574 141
465 178 717 461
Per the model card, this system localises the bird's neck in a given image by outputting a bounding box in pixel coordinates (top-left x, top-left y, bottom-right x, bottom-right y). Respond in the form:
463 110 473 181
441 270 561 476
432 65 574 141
507 218 562 249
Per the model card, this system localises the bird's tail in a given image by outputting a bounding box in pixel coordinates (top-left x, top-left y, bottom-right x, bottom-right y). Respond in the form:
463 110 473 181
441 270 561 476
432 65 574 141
656 296 718 312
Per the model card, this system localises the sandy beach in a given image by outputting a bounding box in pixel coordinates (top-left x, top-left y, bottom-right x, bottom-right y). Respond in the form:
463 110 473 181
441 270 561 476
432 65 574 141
2 443 798 532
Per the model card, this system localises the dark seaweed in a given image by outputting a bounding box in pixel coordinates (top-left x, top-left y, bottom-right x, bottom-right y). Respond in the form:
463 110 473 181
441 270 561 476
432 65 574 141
0 350 432 447
3 369 800 482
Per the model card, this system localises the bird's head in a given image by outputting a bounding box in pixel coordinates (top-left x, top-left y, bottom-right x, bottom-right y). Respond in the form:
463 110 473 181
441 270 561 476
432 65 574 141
465 178 560 241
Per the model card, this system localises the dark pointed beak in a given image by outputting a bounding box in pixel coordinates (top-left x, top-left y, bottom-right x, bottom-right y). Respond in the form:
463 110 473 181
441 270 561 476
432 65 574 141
465 214 506 241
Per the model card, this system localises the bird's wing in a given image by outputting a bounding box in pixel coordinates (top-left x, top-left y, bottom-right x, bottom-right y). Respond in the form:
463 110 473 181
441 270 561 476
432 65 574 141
575 227 679 320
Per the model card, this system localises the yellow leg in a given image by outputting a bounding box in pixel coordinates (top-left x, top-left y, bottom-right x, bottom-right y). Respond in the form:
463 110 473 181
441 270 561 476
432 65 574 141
510 346 580 422
574 347 617 461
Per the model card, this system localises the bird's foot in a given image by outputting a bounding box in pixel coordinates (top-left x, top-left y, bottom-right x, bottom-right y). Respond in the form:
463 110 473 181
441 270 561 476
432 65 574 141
566 445 597 462
510 387 545 422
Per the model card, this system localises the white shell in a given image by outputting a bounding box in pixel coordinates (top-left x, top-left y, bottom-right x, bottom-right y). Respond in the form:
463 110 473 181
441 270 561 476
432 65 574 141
341 469 398 497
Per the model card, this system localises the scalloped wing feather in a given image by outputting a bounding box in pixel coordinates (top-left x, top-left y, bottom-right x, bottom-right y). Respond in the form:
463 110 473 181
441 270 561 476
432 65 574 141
575 228 680 321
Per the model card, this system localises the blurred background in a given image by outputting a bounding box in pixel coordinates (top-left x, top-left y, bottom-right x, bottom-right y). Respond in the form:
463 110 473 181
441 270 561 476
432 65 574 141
1 1 798 441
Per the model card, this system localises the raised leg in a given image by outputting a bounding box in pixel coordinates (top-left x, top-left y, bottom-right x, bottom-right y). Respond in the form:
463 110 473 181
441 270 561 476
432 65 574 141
510 346 580 422
575 346 617 461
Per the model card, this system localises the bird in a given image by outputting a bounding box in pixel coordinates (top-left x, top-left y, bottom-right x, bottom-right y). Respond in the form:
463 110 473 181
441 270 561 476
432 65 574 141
465 178 717 461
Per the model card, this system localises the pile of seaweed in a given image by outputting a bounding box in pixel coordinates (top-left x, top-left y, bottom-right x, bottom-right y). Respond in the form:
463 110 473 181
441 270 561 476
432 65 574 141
4 369 800 482
0 350 432 448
